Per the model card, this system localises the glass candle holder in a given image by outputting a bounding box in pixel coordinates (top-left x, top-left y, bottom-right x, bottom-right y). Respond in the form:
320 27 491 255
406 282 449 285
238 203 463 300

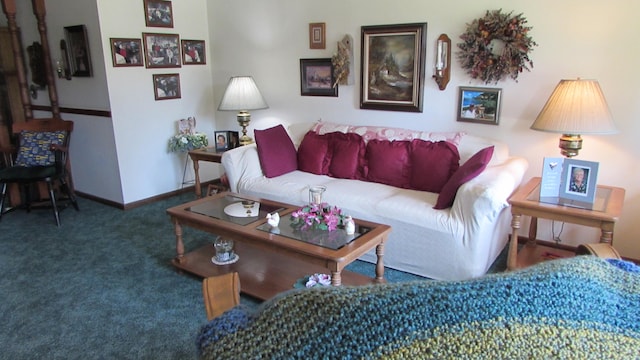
213 237 234 262
309 185 326 205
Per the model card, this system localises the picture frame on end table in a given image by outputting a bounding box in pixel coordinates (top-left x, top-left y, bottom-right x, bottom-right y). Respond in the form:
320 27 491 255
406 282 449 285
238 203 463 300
181 39 206 64
64 25 93 77
153 73 181 100
143 32 181 68
300 58 337 97
214 131 239 152
144 0 173 28
457 86 502 125
558 159 599 208
110 38 143 67
360 22 427 112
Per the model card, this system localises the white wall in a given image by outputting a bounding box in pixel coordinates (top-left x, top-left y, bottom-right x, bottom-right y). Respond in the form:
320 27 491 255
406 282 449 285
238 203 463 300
208 0 640 259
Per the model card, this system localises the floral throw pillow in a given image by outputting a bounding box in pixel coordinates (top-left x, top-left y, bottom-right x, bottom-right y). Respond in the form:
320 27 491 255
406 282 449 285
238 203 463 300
15 130 67 167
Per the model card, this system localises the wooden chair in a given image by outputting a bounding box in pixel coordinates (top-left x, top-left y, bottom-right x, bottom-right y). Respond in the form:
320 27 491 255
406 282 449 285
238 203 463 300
202 272 240 321
0 119 79 227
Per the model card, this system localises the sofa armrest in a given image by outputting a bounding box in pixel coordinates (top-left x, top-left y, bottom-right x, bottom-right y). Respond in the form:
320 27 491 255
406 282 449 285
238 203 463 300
221 144 264 193
451 156 529 223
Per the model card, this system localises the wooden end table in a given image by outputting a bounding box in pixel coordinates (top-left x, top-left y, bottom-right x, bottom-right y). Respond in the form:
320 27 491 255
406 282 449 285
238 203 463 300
188 147 223 197
507 177 625 270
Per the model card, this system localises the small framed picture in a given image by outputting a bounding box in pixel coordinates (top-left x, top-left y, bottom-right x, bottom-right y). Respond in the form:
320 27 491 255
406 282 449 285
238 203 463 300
110 38 143 67
144 0 173 28
181 39 206 64
309 23 326 49
214 131 229 151
457 86 501 125
300 58 337 97
64 25 93 77
227 131 239 149
153 73 181 100
559 159 599 208
142 32 181 68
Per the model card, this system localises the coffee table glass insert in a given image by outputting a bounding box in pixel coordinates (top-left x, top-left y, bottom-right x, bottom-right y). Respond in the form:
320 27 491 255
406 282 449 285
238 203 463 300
256 221 371 250
188 194 285 226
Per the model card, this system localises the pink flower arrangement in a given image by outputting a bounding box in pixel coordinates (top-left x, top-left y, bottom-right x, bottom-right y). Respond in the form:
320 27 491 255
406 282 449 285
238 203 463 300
305 273 331 288
290 202 345 231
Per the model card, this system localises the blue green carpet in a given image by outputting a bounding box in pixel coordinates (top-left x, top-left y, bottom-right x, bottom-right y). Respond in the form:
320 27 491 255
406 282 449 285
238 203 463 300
0 192 506 359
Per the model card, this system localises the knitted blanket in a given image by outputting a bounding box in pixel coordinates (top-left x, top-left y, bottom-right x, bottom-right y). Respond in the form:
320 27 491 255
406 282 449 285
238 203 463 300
196 256 640 359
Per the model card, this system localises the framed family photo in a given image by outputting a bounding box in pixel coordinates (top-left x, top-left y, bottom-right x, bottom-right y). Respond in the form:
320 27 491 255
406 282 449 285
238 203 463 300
64 25 92 77
300 58 337 97
144 0 173 28
110 38 143 67
559 159 599 208
360 22 427 112
457 86 502 125
153 73 181 100
143 32 181 68
181 39 206 64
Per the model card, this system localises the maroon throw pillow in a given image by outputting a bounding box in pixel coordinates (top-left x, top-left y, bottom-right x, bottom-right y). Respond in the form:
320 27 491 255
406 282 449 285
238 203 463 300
365 139 411 188
254 124 298 178
434 146 494 210
297 131 330 175
409 140 460 192
327 132 365 179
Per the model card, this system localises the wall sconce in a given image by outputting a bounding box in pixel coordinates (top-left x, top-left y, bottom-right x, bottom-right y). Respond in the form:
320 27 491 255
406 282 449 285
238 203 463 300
56 39 72 80
433 34 451 91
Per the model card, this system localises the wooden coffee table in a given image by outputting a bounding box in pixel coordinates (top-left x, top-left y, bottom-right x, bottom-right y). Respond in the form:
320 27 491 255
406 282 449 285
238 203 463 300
166 192 391 300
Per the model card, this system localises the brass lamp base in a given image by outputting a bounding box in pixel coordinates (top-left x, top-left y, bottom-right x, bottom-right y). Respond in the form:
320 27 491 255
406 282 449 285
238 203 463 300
558 134 582 158
237 111 253 145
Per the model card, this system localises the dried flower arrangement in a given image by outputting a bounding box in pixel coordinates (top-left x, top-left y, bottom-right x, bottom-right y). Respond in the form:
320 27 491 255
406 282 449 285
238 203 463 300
457 9 537 84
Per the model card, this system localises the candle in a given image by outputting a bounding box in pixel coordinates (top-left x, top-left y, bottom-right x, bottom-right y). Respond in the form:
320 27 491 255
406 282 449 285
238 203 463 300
436 40 443 70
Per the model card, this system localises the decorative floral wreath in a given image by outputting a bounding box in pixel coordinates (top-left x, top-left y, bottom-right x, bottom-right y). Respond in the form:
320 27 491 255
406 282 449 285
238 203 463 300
457 9 537 84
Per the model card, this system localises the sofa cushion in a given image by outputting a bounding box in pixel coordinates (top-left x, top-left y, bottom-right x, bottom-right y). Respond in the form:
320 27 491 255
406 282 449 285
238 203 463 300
15 130 66 166
434 146 494 210
365 139 411 188
254 125 298 178
409 140 460 193
297 131 330 175
327 132 365 180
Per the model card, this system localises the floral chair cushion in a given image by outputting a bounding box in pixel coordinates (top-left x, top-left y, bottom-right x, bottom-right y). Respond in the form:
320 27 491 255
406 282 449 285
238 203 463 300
14 130 67 167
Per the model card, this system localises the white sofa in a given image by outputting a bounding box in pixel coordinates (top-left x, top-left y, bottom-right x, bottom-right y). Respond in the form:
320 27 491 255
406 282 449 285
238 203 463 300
222 122 528 280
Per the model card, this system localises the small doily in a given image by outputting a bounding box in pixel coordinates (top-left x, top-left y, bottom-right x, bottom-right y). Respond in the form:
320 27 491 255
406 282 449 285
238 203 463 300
211 253 239 265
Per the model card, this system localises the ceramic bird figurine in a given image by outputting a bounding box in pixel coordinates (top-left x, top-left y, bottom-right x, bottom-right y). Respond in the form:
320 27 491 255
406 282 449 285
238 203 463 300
344 215 355 235
266 212 280 228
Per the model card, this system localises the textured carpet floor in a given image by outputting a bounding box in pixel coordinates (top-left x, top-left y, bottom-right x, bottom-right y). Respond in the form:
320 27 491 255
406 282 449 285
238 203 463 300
0 192 506 359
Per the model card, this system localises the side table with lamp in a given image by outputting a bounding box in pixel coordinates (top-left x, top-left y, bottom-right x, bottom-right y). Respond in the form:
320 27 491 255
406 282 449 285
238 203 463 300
508 78 625 270
189 76 269 197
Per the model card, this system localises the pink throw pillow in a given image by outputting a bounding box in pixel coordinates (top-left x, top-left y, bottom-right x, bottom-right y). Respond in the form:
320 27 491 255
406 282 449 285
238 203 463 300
409 140 460 193
434 146 494 209
365 139 411 188
327 132 365 179
297 131 330 175
254 124 298 178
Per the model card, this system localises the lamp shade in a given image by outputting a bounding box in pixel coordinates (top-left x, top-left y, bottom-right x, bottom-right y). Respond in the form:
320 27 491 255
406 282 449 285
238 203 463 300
218 76 268 111
531 79 616 134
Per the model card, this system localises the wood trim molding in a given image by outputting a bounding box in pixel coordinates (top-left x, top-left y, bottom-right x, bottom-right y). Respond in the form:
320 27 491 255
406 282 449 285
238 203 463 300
31 104 111 118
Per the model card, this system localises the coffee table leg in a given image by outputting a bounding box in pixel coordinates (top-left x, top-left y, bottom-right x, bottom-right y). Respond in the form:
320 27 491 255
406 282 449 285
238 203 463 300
173 218 186 264
375 242 385 283
331 271 342 286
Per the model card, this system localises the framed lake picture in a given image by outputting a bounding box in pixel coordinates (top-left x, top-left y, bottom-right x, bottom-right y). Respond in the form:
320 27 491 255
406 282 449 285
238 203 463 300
457 86 502 125
360 22 427 112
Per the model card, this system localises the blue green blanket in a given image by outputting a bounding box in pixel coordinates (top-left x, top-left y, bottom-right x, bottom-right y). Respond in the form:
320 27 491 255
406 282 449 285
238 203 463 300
196 256 640 359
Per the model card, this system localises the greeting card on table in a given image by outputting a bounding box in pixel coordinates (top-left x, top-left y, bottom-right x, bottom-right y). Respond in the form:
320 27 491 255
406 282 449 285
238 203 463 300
540 157 564 198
